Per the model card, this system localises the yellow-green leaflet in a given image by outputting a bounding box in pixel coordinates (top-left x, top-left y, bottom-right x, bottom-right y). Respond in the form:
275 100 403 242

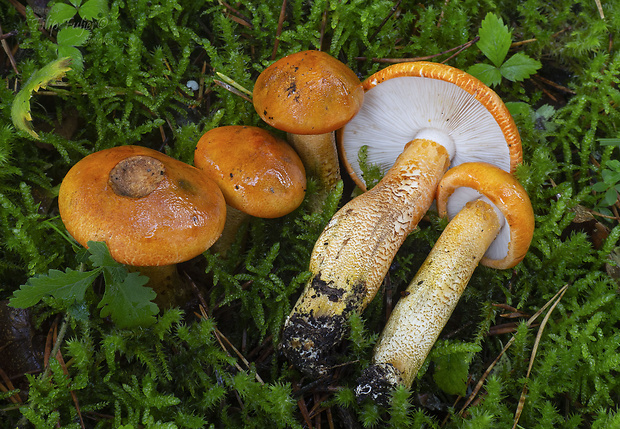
11 57 72 139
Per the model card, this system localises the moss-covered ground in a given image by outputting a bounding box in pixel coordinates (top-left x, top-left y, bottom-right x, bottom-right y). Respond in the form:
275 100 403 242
1 0 620 427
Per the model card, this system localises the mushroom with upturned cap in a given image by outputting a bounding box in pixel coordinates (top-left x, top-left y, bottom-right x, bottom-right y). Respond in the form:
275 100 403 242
194 125 306 253
58 145 226 307
355 162 534 405
280 61 522 378
253 50 363 200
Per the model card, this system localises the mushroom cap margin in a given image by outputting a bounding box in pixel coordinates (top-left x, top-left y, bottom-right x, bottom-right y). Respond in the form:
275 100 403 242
58 145 227 267
338 61 522 191
436 162 534 269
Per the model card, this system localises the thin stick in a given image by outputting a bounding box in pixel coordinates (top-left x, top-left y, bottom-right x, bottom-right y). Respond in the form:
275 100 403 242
512 284 568 428
197 305 264 385
0 23 18 74
369 0 402 42
594 0 605 20
271 0 287 60
355 37 479 64
213 80 252 102
459 284 570 415
0 368 21 404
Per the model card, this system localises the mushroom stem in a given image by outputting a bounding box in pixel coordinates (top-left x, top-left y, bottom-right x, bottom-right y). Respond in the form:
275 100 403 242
286 132 341 198
211 205 250 255
355 198 501 404
281 138 450 377
128 264 193 309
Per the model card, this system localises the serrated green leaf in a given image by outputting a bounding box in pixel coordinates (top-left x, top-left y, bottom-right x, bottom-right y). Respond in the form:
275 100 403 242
432 352 469 396
9 268 100 308
79 0 109 20
57 45 84 72
500 52 542 82
87 241 120 268
10 57 72 139
46 3 78 29
98 272 158 328
477 12 511 67
57 26 91 46
467 63 503 87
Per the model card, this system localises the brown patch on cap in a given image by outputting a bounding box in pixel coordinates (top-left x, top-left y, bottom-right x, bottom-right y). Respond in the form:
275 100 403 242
58 145 226 266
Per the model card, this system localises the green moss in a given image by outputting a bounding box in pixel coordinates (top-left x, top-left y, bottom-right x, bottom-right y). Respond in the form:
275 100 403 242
1 0 619 427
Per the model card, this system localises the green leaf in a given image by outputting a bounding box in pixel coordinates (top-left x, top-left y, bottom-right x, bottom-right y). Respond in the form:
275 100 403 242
9 268 100 308
57 45 84 72
46 3 78 29
57 26 91 46
78 0 109 20
500 52 542 82
87 241 120 268
98 271 158 328
10 57 72 139
467 62 502 87
476 12 511 67
432 352 469 396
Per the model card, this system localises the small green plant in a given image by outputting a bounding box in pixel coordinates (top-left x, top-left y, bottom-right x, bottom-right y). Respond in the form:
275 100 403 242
592 139 620 212
9 241 157 328
45 0 110 70
467 12 542 87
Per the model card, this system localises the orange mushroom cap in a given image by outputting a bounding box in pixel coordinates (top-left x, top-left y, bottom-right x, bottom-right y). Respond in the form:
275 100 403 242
194 125 307 218
253 50 364 135
339 61 522 191
436 162 535 269
58 146 226 266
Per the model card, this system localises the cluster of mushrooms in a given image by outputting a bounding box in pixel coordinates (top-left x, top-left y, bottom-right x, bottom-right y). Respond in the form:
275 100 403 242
57 50 535 405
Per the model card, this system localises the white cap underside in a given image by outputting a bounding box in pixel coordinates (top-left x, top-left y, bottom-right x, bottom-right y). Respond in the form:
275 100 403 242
446 187 510 260
341 77 510 187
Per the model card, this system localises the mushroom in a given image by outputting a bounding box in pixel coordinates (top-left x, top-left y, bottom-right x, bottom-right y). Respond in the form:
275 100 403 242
355 162 535 405
58 145 226 307
194 125 307 253
253 50 364 201
280 62 522 377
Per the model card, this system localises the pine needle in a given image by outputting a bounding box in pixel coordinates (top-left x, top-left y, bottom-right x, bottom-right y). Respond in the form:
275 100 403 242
459 284 570 415
512 284 568 428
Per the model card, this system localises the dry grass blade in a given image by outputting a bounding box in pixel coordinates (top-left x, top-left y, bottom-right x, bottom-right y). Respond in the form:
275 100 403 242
197 305 265 385
512 284 568 428
459 284 570 415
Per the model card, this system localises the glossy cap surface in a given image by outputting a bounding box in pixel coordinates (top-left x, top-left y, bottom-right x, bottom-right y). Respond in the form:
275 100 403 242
195 125 306 218
58 145 226 266
253 50 364 135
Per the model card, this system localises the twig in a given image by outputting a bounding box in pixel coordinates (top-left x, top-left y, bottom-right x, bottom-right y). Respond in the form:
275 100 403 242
459 284 570 415
217 0 253 28
355 36 479 64
369 0 402 42
0 368 22 404
0 23 18 74
213 72 252 102
0 30 17 40
271 0 287 60
319 3 328 51
512 284 568 428
197 305 265 385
